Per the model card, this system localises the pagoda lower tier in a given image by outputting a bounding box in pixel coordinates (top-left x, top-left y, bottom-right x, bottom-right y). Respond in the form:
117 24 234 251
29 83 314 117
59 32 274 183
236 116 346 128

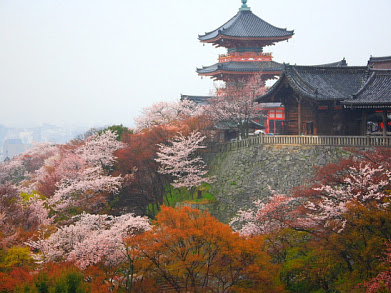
196 60 284 81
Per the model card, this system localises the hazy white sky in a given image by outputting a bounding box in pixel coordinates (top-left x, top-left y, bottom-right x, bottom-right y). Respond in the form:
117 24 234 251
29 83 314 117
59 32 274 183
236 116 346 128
1 0 391 128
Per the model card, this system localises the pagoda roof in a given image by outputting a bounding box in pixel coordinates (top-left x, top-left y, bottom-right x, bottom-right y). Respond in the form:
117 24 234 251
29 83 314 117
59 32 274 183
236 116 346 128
342 69 391 108
257 62 368 103
197 61 284 75
198 9 293 45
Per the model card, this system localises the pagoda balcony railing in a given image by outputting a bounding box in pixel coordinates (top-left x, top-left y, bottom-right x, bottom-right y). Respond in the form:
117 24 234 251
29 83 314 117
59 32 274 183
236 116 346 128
207 135 391 153
218 52 273 63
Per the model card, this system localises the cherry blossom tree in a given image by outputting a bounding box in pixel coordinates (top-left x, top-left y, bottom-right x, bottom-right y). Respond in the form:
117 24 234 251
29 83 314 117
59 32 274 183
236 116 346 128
25 194 54 229
303 163 391 233
135 99 204 131
45 130 124 211
155 131 212 197
230 193 296 236
0 183 53 248
231 162 391 236
76 129 123 168
0 143 58 185
27 212 151 270
0 183 25 247
206 72 267 139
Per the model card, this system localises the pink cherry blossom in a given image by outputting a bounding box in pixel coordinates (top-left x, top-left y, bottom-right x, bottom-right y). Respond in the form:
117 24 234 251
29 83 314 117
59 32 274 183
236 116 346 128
205 72 266 139
27 212 151 269
155 130 212 190
135 99 204 131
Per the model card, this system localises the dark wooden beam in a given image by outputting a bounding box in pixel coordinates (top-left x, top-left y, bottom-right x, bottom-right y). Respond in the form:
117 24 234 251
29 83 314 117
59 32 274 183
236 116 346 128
361 110 367 136
383 109 388 137
298 98 302 135
313 103 318 135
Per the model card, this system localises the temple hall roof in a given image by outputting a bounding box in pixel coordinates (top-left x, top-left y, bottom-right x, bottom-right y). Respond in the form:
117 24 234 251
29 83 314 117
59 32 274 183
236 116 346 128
198 8 293 45
368 56 391 64
197 61 284 75
343 69 391 108
180 94 212 106
257 62 368 103
368 55 391 69
316 58 348 67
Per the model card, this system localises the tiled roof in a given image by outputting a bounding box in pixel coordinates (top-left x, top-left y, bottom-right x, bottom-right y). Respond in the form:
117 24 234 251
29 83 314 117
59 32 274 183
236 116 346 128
180 95 212 106
368 56 391 63
316 58 348 67
197 61 284 75
257 64 368 102
343 69 391 107
199 9 293 42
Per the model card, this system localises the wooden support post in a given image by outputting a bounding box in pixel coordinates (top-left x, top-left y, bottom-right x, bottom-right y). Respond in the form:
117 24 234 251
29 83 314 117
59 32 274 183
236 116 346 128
361 110 367 136
313 104 318 135
298 99 302 135
383 109 388 137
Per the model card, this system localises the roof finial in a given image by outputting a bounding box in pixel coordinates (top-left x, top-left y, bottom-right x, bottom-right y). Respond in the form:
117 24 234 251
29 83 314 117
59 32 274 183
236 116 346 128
240 0 250 11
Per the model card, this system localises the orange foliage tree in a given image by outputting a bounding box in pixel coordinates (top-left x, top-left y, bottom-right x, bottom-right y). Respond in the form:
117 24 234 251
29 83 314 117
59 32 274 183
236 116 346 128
128 206 283 292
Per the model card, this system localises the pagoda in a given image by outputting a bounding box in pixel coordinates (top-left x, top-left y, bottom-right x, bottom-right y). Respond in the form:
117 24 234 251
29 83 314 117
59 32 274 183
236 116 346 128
197 0 294 82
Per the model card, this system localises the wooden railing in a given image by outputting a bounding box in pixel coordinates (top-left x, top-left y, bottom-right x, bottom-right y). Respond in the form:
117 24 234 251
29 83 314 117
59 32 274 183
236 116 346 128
218 52 273 63
208 135 391 153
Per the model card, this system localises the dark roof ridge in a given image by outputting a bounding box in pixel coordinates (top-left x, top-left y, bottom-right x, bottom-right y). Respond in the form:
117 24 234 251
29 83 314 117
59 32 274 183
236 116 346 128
352 71 376 97
368 68 391 74
287 66 317 99
289 64 367 71
257 64 368 103
368 55 391 62
199 11 240 39
314 58 347 67
257 71 287 100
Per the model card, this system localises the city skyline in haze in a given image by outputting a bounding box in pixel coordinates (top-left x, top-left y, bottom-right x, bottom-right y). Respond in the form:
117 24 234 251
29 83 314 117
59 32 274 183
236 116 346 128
1 0 391 129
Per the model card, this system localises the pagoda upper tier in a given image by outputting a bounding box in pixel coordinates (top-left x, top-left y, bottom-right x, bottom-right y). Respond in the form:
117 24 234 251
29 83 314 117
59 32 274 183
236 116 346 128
198 3 294 48
197 0 293 82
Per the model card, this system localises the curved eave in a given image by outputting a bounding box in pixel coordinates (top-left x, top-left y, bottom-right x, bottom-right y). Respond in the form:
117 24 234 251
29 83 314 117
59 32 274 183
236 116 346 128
199 34 293 44
197 69 282 77
198 9 294 44
256 73 287 102
197 61 285 75
258 65 369 103
257 70 345 103
352 72 376 97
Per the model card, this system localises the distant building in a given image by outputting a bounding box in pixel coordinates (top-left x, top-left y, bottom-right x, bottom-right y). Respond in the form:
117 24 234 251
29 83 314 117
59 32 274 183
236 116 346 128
3 138 26 159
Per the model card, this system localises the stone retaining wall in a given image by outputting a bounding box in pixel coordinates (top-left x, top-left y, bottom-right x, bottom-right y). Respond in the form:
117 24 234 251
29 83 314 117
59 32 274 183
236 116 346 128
204 145 356 223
